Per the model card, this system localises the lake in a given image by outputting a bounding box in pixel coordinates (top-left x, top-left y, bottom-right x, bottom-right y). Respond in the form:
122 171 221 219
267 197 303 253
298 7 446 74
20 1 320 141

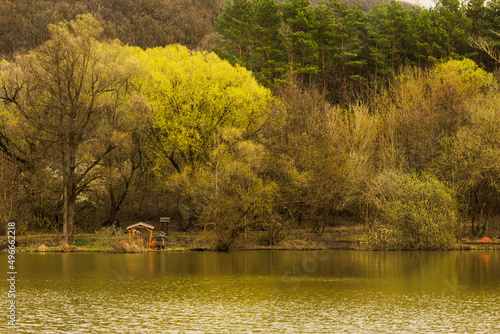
1 250 499 333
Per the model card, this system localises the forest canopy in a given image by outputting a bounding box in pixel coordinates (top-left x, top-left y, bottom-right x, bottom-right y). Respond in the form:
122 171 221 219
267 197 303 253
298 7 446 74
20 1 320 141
1 0 500 250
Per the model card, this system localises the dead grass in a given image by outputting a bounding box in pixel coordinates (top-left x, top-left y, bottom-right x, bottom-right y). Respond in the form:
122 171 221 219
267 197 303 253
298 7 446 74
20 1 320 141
7 220 499 252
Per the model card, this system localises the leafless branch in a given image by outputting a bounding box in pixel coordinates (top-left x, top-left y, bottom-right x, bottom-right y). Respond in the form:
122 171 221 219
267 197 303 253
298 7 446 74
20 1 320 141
471 33 500 64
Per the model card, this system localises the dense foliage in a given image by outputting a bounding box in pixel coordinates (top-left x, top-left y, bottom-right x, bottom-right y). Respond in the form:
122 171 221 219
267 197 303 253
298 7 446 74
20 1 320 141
363 172 458 250
1 1 500 250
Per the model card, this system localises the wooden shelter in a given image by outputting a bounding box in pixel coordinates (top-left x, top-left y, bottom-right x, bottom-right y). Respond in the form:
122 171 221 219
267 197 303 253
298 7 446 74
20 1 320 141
126 222 155 248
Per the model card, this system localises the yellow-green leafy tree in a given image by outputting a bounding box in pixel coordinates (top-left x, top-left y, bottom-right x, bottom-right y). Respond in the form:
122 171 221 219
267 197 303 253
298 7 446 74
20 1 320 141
0 15 150 244
130 44 274 243
133 44 272 172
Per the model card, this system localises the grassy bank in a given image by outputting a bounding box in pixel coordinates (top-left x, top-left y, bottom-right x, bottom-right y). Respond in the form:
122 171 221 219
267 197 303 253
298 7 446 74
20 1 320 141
3 223 364 253
2 222 499 253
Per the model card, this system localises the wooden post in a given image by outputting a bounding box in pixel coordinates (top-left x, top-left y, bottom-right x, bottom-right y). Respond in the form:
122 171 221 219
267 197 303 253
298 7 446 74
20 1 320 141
148 229 152 248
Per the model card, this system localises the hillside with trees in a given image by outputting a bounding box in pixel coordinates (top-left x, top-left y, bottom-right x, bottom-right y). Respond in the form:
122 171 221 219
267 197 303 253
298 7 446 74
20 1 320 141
0 0 225 55
1 0 500 250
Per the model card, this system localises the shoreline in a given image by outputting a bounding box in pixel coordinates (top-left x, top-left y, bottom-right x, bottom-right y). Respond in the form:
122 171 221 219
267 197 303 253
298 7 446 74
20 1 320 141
2 224 499 253
2 239 499 254
3 245 499 254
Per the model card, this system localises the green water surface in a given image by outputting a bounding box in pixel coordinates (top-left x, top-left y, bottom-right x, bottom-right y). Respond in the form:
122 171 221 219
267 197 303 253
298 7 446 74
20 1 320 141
1 250 499 333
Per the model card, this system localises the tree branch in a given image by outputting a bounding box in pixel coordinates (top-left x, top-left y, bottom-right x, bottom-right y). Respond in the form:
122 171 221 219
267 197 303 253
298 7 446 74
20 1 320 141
75 144 116 187
471 33 500 64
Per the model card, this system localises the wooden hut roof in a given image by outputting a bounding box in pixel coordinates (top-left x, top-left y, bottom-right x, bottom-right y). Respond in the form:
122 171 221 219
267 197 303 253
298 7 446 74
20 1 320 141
126 222 155 230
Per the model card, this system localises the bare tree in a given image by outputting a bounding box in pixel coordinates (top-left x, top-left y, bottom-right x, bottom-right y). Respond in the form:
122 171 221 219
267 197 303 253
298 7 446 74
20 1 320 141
471 31 500 64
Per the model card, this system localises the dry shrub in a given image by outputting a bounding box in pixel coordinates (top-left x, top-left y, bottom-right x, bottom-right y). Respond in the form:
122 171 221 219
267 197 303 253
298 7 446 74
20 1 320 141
269 86 379 234
111 239 146 253
37 244 48 252
363 171 458 250
167 127 278 251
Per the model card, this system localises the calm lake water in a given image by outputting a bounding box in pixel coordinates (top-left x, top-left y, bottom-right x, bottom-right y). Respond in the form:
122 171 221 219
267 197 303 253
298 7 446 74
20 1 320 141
1 250 499 333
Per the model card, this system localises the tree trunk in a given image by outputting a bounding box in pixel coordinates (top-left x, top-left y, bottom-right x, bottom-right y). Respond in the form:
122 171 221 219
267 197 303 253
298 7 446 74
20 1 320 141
374 40 378 86
341 37 347 104
321 45 326 91
66 190 75 244
62 134 77 245
103 184 118 227
62 144 69 245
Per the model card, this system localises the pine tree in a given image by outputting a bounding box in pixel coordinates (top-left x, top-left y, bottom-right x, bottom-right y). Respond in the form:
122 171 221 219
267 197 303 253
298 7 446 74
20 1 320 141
365 3 394 90
411 7 445 67
252 0 285 86
388 1 413 70
281 0 318 84
213 0 255 68
328 0 365 103
433 0 472 59
313 1 337 91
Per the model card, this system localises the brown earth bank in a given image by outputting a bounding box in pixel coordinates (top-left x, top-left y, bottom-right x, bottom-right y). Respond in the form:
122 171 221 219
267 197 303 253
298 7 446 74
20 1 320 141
1 221 499 253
